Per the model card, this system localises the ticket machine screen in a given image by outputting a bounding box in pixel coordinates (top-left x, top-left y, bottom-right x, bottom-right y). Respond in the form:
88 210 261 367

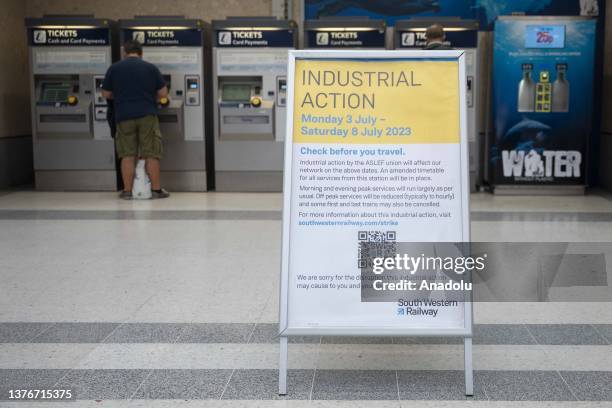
223 84 251 102
40 83 71 104
187 78 199 90
222 84 252 102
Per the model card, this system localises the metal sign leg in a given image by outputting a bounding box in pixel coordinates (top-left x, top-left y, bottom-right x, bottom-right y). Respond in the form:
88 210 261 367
464 337 474 396
279 336 288 395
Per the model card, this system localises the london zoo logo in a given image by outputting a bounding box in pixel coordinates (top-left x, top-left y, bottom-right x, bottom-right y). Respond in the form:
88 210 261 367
316 32 329 45
33 30 47 44
218 31 232 45
536 30 554 44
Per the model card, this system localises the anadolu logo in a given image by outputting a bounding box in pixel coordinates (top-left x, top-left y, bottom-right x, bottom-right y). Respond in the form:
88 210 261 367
218 31 232 45
33 30 47 44
316 32 329 45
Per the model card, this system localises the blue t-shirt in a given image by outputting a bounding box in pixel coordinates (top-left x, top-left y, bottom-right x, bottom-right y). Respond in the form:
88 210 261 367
102 57 165 122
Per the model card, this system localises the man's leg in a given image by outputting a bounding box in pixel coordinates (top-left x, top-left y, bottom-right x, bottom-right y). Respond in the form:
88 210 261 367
116 119 137 196
139 115 168 197
145 158 161 191
121 156 136 192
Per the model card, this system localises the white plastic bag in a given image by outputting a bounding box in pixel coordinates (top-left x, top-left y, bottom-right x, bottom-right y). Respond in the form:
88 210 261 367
132 159 152 200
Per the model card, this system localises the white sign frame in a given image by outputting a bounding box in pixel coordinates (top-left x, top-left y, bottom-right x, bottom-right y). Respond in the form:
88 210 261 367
278 50 473 396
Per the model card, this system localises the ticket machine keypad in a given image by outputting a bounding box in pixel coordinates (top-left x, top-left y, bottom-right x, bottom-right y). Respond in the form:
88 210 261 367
185 76 200 106
535 71 552 113
277 77 287 107
93 75 107 121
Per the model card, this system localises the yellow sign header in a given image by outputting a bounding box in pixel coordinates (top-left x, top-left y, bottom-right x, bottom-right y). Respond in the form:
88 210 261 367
292 59 460 144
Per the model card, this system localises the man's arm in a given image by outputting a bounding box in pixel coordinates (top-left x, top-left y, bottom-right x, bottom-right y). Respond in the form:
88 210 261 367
157 86 169 99
154 66 169 100
101 66 113 99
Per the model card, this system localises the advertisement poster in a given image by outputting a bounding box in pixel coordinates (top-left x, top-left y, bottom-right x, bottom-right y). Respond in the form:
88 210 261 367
478 0 599 28
491 17 596 187
304 0 477 25
304 0 600 28
280 51 470 333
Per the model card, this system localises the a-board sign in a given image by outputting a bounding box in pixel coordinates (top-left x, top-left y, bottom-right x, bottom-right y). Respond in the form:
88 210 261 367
279 50 471 337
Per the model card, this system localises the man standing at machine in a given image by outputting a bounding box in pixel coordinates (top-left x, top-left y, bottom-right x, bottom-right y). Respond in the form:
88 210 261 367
102 40 170 199
424 24 452 50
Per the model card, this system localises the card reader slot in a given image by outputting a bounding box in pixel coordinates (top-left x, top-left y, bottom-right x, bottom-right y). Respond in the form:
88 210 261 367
158 114 179 123
223 115 269 125
39 114 87 123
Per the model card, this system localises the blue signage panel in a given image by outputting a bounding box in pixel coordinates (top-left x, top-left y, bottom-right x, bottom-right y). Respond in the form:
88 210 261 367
214 29 295 47
304 0 477 26
305 30 385 48
28 28 109 46
479 0 600 29
122 29 202 46
490 18 596 186
525 25 565 48
303 0 601 29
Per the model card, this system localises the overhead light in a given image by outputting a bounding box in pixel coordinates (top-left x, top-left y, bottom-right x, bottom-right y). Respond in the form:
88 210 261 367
407 27 471 32
35 25 98 29
314 27 378 32
130 26 191 30
224 27 284 31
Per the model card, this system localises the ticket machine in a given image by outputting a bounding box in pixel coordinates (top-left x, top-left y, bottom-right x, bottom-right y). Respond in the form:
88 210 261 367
394 19 481 191
25 15 116 190
303 17 387 49
212 17 297 191
120 17 212 191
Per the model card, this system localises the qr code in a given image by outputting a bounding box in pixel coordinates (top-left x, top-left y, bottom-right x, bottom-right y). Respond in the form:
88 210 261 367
358 231 396 269
358 231 396 242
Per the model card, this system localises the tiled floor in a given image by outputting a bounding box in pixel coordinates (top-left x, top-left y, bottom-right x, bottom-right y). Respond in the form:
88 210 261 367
0 191 611 407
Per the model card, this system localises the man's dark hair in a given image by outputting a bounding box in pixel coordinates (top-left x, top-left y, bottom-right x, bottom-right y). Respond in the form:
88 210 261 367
426 24 445 42
123 40 143 55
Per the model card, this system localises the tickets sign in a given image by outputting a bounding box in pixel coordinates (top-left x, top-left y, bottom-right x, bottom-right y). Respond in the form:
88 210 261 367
28 28 110 46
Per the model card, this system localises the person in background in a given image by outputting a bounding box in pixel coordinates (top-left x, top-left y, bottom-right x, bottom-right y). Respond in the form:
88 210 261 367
424 24 452 50
101 39 170 200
